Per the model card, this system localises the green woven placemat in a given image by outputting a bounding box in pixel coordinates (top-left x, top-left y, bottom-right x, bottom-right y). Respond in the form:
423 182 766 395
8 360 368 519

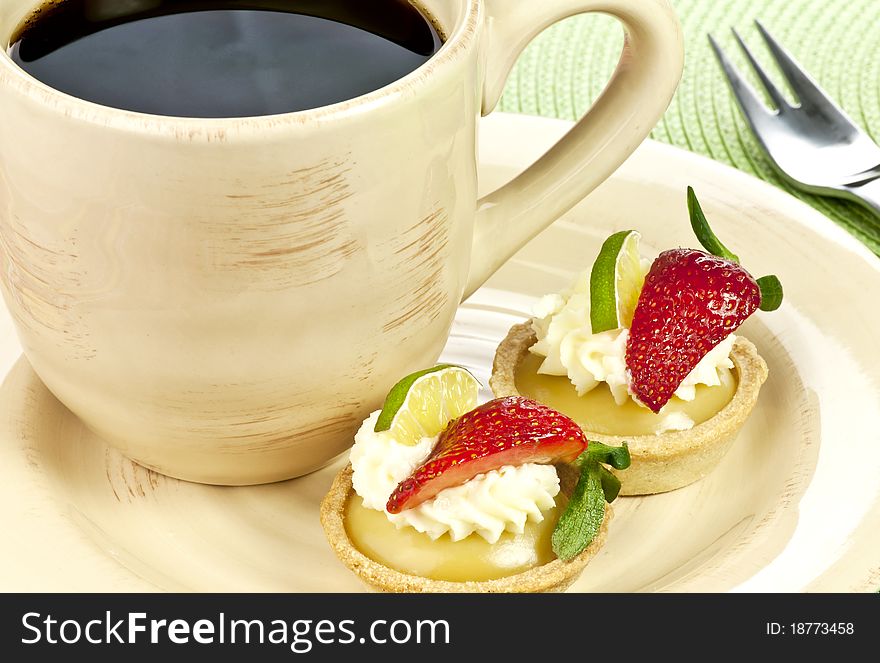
498 0 880 254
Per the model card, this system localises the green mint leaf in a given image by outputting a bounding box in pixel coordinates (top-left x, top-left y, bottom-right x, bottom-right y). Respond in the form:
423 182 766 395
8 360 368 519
757 274 784 311
585 441 631 470
551 460 606 562
598 465 622 502
687 186 739 262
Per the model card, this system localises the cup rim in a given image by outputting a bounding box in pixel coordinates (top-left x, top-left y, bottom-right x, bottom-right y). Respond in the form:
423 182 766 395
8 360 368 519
0 0 480 137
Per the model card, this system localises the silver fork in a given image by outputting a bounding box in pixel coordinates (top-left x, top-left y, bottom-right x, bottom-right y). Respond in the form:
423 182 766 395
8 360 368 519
709 21 880 216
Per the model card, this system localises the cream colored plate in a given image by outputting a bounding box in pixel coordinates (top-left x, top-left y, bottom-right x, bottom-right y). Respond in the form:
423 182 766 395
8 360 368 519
2 113 879 592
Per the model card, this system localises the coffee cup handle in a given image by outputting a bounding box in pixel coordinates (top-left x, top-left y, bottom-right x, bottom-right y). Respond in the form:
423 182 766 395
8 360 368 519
463 0 683 300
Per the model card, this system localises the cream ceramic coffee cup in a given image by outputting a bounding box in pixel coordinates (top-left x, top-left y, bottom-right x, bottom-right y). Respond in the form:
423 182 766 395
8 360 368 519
0 0 682 485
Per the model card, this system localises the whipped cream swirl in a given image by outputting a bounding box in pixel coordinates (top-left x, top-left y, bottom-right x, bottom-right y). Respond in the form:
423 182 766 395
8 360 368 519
529 271 736 421
350 411 559 544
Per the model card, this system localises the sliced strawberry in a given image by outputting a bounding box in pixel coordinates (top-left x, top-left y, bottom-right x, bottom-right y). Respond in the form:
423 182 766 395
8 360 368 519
385 396 587 514
625 248 761 413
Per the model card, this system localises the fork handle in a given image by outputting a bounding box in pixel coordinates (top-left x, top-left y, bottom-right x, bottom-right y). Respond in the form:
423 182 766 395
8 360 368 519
843 178 880 217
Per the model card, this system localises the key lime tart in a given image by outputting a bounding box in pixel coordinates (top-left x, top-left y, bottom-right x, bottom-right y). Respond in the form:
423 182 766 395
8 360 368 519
490 188 781 495
320 365 630 592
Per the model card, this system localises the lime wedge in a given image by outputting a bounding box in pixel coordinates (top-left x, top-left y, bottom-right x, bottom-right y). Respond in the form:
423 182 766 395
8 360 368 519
374 364 480 445
589 230 645 333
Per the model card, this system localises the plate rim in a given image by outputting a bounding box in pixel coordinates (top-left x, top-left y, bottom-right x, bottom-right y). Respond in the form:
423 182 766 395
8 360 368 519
1 111 879 593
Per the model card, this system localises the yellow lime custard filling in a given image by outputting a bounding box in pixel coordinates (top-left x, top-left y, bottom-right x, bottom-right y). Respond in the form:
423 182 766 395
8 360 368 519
514 352 738 436
344 495 563 582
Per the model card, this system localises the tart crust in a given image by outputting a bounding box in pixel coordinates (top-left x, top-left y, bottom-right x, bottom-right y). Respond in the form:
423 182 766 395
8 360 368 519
320 463 611 593
490 322 769 495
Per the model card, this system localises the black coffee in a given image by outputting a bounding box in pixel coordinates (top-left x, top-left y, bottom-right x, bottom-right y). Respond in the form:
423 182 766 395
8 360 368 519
9 0 441 118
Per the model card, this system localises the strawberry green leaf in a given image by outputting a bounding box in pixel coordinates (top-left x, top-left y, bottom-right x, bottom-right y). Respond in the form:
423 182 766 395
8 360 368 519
757 274 783 311
687 186 739 263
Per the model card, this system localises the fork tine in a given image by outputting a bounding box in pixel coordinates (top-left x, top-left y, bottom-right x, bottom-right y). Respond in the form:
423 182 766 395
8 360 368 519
730 28 789 110
708 34 773 124
753 20 836 110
